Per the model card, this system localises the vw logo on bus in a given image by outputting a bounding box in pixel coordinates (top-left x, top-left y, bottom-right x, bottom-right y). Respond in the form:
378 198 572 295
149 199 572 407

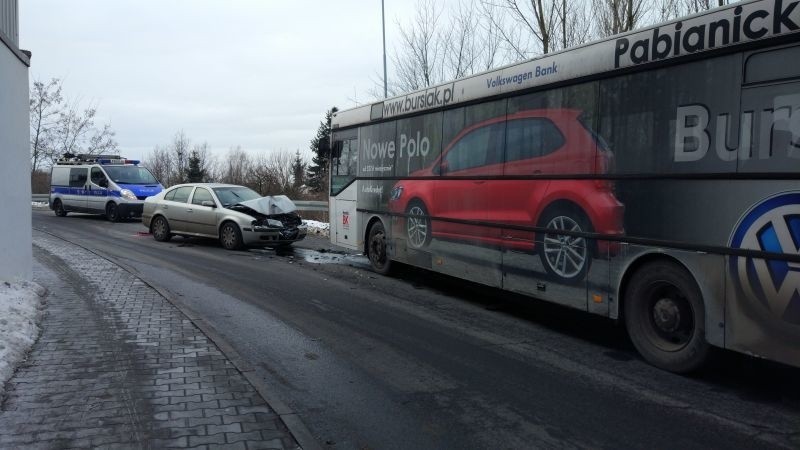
730 192 800 326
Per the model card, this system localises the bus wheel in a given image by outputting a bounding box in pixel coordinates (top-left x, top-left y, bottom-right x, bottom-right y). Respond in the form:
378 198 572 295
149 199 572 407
151 216 172 242
368 221 392 275
220 222 244 250
106 203 120 222
624 260 710 373
53 199 67 217
406 201 431 249
539 207 591 283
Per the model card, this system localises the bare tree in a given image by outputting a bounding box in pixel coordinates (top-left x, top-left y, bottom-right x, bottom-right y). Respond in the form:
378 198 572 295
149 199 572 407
170 131 191 185
142 145 174 186
29 78 63 173
220 146 251 186
592 0 646 37
390 0 448 93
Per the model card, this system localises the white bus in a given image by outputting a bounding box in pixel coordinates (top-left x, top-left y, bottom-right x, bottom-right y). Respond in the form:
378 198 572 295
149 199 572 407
328 0 800 373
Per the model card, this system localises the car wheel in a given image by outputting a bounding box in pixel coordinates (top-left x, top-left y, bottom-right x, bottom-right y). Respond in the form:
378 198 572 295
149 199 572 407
406 201 431 249
53 199 67 217
624 260 710 373
220 222 244 250
538 207 592 283
151 216 172 242
368 221 392 275
106 202 120 222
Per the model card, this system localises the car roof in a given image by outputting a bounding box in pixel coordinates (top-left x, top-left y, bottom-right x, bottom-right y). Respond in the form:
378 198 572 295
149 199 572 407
168 183 246 189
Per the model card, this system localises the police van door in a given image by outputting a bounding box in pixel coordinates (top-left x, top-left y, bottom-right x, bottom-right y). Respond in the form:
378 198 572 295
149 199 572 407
88 166 110 213
65 167 89 212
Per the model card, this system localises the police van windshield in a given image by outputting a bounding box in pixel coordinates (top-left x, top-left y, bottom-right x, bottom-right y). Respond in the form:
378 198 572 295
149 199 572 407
103 166 159 184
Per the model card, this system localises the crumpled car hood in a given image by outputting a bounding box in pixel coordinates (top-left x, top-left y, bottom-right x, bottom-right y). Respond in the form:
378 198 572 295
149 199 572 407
237 195 297 215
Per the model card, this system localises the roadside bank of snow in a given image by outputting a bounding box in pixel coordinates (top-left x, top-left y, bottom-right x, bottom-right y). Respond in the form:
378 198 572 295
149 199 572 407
304 220 330 237
0 281 45 398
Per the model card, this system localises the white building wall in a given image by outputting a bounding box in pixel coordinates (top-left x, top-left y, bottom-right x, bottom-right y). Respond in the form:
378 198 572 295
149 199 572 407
0 37 31 281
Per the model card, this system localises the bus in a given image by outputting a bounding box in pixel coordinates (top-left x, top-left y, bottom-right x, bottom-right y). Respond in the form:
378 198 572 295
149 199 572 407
328 0 800 373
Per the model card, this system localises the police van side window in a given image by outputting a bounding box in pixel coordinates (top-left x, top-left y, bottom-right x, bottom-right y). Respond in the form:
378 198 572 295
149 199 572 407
91 167 107 185
69 168 87 187
51 167 70 186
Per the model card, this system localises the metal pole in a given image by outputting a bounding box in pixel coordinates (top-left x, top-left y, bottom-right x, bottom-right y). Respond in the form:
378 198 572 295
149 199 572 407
382 0 387 99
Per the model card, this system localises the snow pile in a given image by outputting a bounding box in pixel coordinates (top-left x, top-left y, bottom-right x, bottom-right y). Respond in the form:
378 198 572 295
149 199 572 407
0 281 45 398
303 220 330 237
31 202 48 208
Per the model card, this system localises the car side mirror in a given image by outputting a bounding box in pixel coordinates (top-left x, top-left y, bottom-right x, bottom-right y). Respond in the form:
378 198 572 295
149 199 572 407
201 200 216 208
99 179 108 188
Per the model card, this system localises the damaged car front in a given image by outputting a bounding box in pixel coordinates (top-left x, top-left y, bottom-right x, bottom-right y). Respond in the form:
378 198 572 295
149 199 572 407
226 194 308 247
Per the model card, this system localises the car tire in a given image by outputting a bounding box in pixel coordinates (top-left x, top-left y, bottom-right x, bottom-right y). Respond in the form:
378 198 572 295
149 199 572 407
106 202 120 222
220 222 244 250
624 260 710 373
538 206 592 283
406 200 431 249
367 221 392 275
151 216 172 242
53 199 67 217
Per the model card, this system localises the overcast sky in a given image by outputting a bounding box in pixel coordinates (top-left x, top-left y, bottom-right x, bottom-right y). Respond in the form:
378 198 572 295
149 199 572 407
21 0 416 161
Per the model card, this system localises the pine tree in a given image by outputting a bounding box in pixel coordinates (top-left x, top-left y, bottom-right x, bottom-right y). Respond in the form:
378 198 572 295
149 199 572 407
186 150 206 182
306 106 338 193
291 150 306 190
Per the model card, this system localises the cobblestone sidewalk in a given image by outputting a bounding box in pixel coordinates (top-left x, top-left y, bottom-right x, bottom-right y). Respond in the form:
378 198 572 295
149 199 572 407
0 232 300 449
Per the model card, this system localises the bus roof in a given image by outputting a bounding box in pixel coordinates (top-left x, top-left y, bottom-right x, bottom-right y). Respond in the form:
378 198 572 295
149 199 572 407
332 0 800 129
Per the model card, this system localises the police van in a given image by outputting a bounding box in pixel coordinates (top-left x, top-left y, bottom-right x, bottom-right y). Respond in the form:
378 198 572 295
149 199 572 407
49 154 164 221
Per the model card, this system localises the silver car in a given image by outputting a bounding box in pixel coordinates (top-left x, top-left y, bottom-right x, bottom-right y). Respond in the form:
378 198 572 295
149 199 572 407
142 183 307 250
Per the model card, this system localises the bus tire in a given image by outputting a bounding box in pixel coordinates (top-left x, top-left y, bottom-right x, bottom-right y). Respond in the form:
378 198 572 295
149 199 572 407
53 199 67 217
406 200 431 249
624 260 710 373
220 221 244 250
538 206 591 283
106 202 120 222
367 221 393 275
151 216 172 242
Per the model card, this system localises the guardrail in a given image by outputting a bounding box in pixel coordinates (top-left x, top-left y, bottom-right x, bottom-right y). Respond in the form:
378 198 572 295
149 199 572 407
32 195 330 212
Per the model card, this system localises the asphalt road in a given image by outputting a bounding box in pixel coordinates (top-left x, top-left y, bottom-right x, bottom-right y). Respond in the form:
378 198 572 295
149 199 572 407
32 209 800 449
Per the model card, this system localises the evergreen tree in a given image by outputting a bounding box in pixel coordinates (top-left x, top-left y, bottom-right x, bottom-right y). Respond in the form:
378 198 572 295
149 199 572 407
291 150 306 190
186 150 206 182
306 106 338 193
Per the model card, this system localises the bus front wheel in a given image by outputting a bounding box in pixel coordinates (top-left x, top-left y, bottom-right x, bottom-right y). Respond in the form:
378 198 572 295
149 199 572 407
624 260 710 373
367 221 392 275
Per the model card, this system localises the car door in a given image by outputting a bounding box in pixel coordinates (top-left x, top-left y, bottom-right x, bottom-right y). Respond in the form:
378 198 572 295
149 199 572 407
187 187 219 236
162 186 194 233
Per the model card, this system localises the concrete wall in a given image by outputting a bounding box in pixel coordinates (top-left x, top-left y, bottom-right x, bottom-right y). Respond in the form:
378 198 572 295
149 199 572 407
0 33 30 281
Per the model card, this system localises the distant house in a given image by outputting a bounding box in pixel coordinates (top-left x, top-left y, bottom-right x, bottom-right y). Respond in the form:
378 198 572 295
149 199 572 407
0 0 31 281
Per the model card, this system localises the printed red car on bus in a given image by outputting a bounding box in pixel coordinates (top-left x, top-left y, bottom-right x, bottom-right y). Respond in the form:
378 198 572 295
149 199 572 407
388 108 624 282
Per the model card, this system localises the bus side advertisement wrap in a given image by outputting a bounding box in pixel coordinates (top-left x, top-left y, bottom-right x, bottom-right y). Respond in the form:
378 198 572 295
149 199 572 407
330 0 800 372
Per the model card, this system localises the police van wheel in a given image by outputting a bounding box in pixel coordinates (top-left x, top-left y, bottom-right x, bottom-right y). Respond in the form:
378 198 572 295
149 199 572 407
53 199 67 217
152 216 172 242
106 203 120 222
624 260 710 373
220 222 244 250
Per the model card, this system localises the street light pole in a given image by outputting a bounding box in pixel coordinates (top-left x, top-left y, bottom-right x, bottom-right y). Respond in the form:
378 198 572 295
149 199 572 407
382 0 387 99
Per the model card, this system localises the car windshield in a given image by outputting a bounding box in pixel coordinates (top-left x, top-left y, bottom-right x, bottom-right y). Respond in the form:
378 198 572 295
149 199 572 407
213 186 262 207
103 166 159 184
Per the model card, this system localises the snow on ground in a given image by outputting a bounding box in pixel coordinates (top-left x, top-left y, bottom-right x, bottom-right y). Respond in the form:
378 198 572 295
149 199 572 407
304 220 330 237
32 202 48 208
0 281 45 398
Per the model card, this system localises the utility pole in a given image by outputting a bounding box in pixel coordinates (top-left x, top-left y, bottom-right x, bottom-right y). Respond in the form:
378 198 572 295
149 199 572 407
382 0 387 98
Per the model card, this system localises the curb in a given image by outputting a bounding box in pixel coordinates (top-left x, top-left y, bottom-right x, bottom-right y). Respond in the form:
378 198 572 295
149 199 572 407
33 228 322 450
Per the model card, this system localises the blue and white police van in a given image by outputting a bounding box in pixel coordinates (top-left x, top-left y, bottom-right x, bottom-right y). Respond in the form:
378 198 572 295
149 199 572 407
49 154 164 221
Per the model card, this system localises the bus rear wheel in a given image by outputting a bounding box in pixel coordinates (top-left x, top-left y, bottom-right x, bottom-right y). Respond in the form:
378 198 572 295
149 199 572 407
624 260 710 373
367 221 392 275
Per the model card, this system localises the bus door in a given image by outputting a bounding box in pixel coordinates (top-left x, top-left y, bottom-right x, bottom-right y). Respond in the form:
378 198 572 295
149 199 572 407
330 130 359 250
